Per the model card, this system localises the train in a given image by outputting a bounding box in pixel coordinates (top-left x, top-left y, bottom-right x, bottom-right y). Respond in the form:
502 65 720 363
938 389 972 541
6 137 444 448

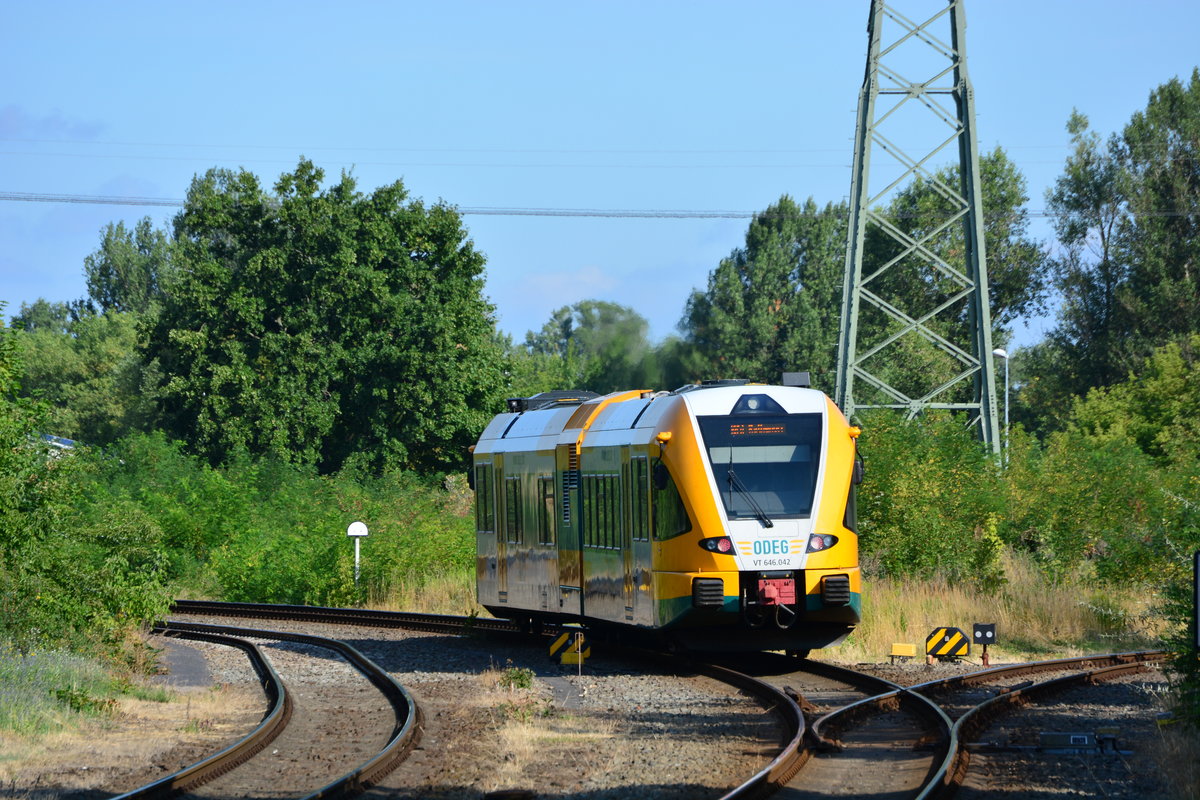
470 375 862 653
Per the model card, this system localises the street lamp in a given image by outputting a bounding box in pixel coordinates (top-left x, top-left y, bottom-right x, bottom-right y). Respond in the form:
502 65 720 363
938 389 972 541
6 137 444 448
992 348 1009 463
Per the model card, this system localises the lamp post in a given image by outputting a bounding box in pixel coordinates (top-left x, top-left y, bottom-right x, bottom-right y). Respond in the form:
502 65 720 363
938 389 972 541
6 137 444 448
992 348 1009 463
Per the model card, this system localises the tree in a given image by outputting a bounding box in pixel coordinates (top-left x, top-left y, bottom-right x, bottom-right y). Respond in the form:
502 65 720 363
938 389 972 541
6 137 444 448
1036 71 1200 413
13 310 157 445
1119 69 1200 354
10 299 73 334
83 217 172 315
523 300 660 394
144 159 504 475
1042 111 1132 395
680 196 846 390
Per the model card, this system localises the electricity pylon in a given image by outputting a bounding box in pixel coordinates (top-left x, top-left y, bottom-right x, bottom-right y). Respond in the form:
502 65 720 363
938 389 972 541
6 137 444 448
834 0 1001 453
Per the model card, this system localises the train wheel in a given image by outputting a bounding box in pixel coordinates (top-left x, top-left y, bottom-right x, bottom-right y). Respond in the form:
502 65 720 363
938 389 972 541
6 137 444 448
786 649 811 659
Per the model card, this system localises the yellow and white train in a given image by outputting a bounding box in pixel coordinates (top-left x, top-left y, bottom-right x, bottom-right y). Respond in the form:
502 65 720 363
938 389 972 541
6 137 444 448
471 377 862 653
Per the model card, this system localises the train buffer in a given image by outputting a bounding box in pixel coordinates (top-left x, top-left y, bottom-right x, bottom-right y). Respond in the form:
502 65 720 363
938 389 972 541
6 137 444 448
550 630 590 665
889 642 917 664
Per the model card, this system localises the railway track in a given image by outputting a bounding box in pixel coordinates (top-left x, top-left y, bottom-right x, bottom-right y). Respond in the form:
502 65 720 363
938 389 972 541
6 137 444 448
762 651 1166 799
169 600 811 799
122 618 419 800
82 601 1166 799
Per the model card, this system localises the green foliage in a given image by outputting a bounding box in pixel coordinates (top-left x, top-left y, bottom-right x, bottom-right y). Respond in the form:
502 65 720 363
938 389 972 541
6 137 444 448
498 664 536 690
855 411 1004 583
12 309 158 445
79 432 474 606
522 300 661 394
1004 429 1165 580
0 646 117 734
144 158 504 475
1067 334 1200 468
1 306 171 657
83 217 172 315
1039 70 1200 411
206 467 474 606
680 196 846 390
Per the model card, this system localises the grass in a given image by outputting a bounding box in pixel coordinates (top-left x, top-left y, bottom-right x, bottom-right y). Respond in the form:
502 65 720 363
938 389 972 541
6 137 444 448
0 647 121 737
371 566 482 616
1157 720 1200 800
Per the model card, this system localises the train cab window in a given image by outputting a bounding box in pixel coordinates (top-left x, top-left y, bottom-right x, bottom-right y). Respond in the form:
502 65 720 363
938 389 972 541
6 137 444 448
537 475 555 545
652 463 692 540
631 456 650 542
698 413 823 520
474 464 495 533
504 476 522 544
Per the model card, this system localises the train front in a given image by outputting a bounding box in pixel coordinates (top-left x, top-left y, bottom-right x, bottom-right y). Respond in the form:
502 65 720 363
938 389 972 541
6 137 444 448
653 383 861 653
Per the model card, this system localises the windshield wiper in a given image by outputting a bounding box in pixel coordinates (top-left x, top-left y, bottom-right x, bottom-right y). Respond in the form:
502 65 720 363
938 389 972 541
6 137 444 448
727 469 774 528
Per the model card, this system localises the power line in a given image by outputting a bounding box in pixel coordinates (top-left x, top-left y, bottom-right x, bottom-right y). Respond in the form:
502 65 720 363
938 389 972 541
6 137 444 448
0 191 756 218
0 190 1195 220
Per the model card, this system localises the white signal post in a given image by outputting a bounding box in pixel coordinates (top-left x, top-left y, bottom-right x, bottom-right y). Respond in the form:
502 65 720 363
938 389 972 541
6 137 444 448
347 521 369 588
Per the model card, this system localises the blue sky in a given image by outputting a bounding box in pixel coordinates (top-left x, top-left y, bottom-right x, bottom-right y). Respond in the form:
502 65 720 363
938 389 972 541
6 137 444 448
3 1 1197 349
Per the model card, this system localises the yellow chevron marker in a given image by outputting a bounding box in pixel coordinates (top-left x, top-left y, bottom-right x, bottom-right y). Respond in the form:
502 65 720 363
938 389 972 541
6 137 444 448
550 630 591 664
925 627 969 660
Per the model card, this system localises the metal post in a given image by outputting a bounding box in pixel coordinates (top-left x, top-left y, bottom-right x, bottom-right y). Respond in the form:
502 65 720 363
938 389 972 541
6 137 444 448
835 0 1002 453
347 521 369 593
1004 354 1010 462
993 348 1009 464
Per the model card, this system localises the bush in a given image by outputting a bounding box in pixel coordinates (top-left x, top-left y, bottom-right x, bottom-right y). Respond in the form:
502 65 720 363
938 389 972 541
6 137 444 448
856 411 1005 583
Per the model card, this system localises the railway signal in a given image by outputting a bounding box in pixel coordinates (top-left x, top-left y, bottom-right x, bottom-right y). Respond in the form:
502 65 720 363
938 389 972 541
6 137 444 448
973 623 996 666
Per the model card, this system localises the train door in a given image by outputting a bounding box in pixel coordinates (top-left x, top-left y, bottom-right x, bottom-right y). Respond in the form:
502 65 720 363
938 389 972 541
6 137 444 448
621 448 635 621
629 454 653 625
555 443 584 616
494 455 508 603
474 460 498 605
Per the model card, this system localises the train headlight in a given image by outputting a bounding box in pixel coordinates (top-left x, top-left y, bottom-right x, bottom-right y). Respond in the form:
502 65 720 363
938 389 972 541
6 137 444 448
806 534 837 552
699 537 734 554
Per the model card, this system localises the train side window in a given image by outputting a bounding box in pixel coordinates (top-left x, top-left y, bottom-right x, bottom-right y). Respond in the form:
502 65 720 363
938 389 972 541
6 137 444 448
582 475 595 548
537 475 555 545
504 476 522 544
607 474 621 549
474 464 495 533
631 457 650 542
652 463 692 540
596 476 609 549
582 473 623 549
843 482 857 533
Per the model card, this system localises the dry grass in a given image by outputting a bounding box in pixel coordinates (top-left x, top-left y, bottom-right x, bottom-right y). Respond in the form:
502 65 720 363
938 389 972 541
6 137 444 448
0 683 261 787
371 568 483 617
821 549 1164 664
1157 721 1200 800
458 662 616 794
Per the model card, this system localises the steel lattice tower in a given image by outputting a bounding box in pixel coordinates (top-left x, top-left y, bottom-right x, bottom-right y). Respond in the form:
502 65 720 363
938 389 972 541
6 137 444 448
834 0 1001 452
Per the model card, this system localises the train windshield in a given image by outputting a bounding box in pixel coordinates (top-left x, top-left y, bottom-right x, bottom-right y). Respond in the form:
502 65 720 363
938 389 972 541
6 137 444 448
697 413 823 520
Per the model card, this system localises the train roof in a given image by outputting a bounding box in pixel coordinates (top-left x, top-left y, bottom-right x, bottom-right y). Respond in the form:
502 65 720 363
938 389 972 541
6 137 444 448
476 382 831 453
